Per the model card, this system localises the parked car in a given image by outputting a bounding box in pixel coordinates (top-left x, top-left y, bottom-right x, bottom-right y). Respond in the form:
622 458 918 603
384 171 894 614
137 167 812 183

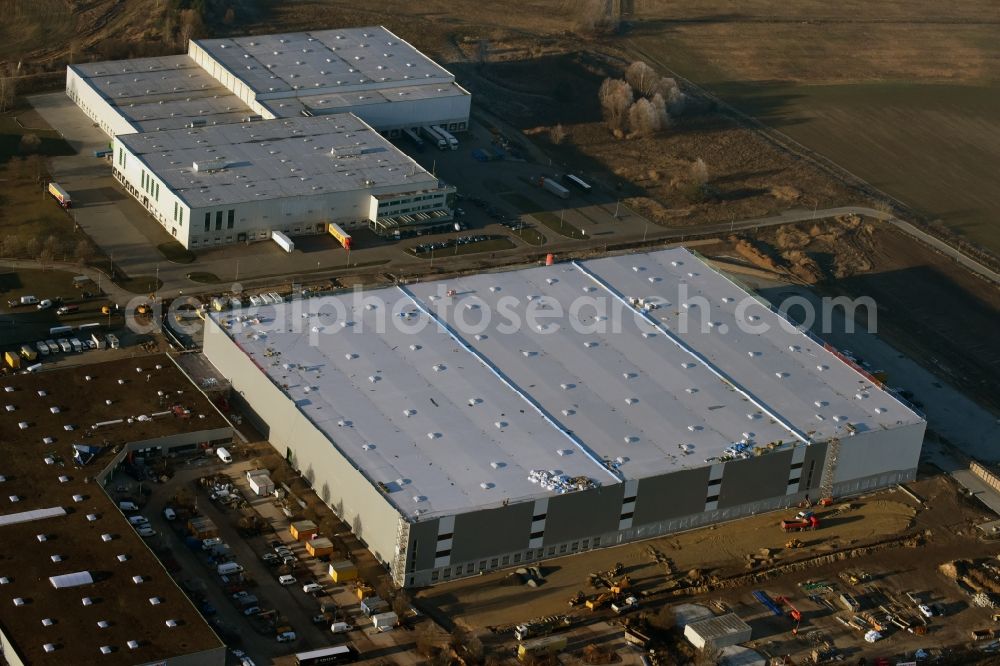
232 591 251 601
242 606 261 616
128 515 149 526
162 507 176 521
37 299 53 310
276 631 297 643
278 575 296 586
137 527 156 538
261 553 279 564
302 583 322 594
918 604 934 618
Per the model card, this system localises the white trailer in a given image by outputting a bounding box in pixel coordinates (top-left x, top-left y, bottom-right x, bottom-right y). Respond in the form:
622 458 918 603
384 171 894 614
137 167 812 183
421 126 447 150
271 230 295 253
247 470 274 496
432 125 458 150
372 611 398 632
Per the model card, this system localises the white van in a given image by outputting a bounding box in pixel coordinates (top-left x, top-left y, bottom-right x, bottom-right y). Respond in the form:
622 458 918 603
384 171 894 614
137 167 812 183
330 622 352 634
216 447 232 463
216 562 243 576
119 501 139 512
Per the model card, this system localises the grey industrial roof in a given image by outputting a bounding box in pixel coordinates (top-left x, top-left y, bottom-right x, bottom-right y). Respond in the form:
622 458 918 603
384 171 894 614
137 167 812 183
192 26 454 98
70 56 254 132
117 114 438 209
208 248 923 519
686 613 752 639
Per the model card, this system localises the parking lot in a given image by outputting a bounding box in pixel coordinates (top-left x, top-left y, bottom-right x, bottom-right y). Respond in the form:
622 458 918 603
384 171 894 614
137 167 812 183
106 447 429 665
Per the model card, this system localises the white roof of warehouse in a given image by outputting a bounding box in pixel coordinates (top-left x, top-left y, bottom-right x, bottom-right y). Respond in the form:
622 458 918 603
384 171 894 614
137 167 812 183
210 248 922 519
117 114 437 208
70 56 255 132
192 26 456 98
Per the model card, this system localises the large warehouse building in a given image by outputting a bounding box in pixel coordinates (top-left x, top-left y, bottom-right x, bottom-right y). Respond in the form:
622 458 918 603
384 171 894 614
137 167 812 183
111 114 452 248
66 25 470 138
65 25 467 247
0 356 233 665
203 248 925 587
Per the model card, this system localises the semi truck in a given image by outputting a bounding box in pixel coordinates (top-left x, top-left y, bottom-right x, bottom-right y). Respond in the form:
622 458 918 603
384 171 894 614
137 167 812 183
536 176 570 200
403 127 425 152
271 230 295 253
47 182 72 208
421 126 448 150
432 125 458 150
327 222 352 250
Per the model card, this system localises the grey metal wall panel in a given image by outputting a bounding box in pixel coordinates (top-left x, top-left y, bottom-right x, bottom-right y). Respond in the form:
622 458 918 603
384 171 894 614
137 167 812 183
450 502 534 562
633 467 711 524
717 450 794 509
798 441 828 492
408 517 441 573
543 484 624 544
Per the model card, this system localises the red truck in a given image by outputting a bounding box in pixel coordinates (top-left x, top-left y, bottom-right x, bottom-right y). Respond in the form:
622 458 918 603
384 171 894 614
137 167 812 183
781 511 820 531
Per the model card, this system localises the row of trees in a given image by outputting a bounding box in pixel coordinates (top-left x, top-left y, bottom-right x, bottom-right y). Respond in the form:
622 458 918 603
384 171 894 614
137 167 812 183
598 60 687 138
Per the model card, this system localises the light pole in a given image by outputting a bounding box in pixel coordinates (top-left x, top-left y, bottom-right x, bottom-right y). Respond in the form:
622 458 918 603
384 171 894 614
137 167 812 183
643 222 649 242
614 200 620 219
234 259 239 282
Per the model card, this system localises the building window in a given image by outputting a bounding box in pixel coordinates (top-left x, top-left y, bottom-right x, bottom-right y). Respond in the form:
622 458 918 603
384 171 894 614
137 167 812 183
442 569 451 579
490 558 498 568
514 553 521 563
478 560 486 571
620 512 634 520
571 542 579 552
431 571 439 582
547 547 556 556
435 549 451 558
530 530 544 539
215 211 223 231
466 563 474 573
204 213 211 232
706 494 720 503
532 513 547 522
594 537 601 546
173 201 178 221
559 544 567 553
437 532 453 541
227 209 235 229
501 555 510 565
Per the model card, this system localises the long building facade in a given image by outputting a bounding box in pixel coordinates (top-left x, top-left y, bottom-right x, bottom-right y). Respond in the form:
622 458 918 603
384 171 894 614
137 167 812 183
202 249 926 587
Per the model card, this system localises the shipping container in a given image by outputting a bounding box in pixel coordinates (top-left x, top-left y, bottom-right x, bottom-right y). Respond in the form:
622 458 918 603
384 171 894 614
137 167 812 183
5 351 21 369
19 345 37 361
517 635 567 661
371 611 398 632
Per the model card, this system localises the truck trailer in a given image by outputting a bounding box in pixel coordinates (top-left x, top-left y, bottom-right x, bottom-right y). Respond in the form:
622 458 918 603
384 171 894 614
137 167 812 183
271 230 295 253
432 125 458 150
327 223 353 250
517 635 567 661
47 182 72 208
536 177 570 200
421 126 448 151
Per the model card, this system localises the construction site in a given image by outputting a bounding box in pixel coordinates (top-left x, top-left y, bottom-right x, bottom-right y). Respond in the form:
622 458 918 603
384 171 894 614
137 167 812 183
418 473 1000 663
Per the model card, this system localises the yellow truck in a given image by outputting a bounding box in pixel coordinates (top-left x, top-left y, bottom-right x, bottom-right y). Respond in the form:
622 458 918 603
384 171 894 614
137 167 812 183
47 182 72 208
518 635 567 661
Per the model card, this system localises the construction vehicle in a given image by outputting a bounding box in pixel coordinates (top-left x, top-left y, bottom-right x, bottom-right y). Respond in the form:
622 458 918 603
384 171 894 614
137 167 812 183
839 570 872 586
47 182 72 208
585 592 613 611
568 591 586 607
781 511 820 532
785 538 804 549
513 615 570 641
775 596 803 634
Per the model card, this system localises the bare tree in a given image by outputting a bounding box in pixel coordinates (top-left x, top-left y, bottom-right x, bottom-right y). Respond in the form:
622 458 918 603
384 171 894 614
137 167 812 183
74 240 93 265
690 158 709 187
391 589 411 617
178 9 206 49
19 134 41 155
0 68 16 113
628 98 658 137
574 0 619 35
655 76 687 115
598 78 633 133
625 61 658 97
650 93 670 130
695 644 722 666
550 123 567 145
3 236 24 258
415 624 438 657
223 7 236 25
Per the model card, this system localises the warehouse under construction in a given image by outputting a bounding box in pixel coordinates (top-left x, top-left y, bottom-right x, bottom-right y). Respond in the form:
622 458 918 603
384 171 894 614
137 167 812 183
203 247 925 588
